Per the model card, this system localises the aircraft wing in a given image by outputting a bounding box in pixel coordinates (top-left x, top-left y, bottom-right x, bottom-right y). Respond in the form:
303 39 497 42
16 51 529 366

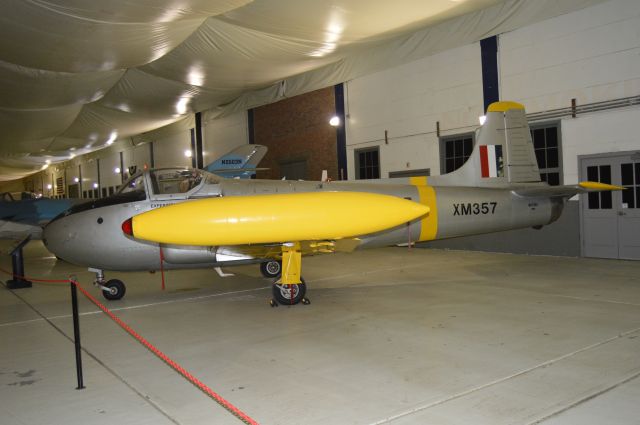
512 181 624 198
0 219 43 240
216 239 362 261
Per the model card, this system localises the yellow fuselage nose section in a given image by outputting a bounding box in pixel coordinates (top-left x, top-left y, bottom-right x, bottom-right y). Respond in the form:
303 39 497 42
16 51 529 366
130 191 430 246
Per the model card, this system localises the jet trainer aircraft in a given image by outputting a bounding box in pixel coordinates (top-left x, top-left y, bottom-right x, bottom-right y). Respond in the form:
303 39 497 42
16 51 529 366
42 102 621 304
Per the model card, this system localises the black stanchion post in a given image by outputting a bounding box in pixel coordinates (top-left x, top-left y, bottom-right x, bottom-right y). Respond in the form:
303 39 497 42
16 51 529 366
70 280 85 390
6 236 32 289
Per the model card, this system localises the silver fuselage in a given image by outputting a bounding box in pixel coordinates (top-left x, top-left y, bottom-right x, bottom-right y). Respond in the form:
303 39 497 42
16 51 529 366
42 170 561 272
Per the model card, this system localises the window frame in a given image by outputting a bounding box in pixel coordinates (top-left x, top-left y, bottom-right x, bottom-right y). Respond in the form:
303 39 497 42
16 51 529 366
529 121 563 186
354 146 381 180
439 132 475 174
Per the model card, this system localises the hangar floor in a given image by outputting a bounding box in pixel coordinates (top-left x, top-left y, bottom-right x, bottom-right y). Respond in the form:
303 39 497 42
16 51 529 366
1 241 639 425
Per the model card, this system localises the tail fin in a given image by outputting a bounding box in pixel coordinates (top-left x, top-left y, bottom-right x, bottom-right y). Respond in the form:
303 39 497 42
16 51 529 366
204 145 268 179
430 101 540 187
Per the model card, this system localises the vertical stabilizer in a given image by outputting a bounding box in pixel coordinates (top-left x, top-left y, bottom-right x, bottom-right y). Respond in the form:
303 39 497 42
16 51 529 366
429 101 540 187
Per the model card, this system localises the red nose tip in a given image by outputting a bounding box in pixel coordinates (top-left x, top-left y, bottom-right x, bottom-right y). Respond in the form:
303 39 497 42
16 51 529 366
122 218 133 236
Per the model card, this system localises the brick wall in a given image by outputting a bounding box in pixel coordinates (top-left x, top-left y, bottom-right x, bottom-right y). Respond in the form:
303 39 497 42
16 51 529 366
253 86 339 181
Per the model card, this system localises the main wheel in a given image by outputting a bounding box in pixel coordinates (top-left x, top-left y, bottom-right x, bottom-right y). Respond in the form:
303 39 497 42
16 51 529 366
260 260 282 278
272 278 306 305
102 279 126 301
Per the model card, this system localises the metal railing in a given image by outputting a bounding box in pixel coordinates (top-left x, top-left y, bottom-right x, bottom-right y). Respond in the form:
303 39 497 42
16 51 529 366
527 95 640 122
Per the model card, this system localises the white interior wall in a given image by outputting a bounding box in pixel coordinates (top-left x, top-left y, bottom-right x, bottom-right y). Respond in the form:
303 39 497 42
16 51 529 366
345 42 483 179
151 129 193 169
202 111 248 166
500 0 640 113
98 153 122 192
122 143 152 175
81 158 99 194
562 108 640 184
500 0 640 185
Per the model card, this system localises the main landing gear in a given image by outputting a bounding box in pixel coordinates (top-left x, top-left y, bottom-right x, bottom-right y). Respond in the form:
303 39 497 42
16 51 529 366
89 268 126 301
268 243 310 307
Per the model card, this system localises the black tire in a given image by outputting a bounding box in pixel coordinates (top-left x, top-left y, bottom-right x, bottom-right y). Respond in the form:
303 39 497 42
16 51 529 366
272 278 306 305
260 260 282 278
102 279 126 301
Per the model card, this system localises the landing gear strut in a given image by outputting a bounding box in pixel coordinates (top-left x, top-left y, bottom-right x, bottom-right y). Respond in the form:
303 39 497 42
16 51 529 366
269 243 310 307
89 268 126 301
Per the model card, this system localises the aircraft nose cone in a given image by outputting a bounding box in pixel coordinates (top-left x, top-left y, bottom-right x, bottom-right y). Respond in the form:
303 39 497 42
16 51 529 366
42 217 76 260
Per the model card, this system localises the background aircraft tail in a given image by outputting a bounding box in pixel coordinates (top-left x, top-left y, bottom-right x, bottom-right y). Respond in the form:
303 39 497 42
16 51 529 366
430 101 540 187
204 144 268 179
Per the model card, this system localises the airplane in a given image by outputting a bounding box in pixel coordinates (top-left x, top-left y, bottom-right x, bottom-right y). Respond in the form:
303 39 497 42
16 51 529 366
0 144 267 241
41 101 622 305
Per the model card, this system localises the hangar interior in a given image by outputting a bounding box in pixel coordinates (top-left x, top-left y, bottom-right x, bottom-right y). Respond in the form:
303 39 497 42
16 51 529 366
1 0 640 424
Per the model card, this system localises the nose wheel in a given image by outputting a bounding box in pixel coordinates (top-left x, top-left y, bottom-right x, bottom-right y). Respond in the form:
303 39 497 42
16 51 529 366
89 268 127 301
102 279 126 301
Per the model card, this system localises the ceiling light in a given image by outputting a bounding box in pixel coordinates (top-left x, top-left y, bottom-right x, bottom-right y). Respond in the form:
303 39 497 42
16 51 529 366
46 184 53 190
479 115 487 125
93 183 99 189
45 159 51 164
74 177 79 183
329 116 341 127
114 167 121 174
106 131 118 145
184 149 193 158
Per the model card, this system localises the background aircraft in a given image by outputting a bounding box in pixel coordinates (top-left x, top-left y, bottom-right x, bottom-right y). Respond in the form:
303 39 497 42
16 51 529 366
42 102 621 304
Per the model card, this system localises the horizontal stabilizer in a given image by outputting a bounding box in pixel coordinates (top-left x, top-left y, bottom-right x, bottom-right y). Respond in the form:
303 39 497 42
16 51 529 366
513 181 624 198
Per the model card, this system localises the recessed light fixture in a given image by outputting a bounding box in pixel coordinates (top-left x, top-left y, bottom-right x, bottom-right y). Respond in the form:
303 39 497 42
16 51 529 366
184 149 193 158
114 167 121 174
74 177 79 183
329 116 340 127
93 182 99 188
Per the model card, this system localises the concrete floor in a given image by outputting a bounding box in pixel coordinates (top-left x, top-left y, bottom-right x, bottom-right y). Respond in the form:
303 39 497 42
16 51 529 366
1 241 640 425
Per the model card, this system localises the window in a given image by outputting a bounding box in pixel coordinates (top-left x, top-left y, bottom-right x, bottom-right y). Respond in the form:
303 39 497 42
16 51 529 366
621 162 640 209
355 147 380 179
586 165 612 209
530 124 561 185
440 134 473 174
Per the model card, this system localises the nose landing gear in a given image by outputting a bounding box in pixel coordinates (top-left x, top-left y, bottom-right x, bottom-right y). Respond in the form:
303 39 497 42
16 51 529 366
89 268 126 301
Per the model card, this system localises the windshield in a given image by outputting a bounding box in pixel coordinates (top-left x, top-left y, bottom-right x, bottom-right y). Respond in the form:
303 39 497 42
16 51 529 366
117 172 146 195
149 168 204 195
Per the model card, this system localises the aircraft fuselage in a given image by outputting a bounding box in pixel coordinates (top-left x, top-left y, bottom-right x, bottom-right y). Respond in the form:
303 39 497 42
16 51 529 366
42 173 561 272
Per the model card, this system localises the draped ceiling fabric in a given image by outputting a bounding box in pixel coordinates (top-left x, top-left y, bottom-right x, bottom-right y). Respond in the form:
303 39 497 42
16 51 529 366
0 0 605 180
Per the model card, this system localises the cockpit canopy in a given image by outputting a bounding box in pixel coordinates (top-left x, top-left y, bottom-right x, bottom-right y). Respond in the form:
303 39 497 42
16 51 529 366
118 168 220 199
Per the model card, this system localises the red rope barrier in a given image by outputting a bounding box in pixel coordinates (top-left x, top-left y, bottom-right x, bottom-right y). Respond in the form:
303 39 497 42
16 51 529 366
71 281 259 425
0 266 259 425
0 265 68 283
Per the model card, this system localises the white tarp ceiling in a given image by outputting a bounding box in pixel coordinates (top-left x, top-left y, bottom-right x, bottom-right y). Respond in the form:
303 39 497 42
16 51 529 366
0 0 604 180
